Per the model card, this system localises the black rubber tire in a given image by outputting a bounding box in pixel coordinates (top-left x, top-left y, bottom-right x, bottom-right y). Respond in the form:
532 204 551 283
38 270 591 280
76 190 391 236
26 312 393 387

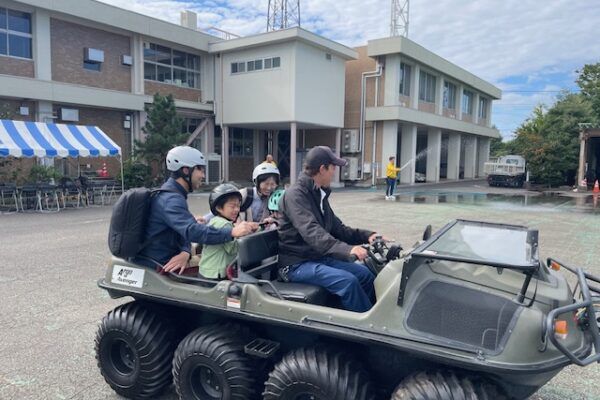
263 346 375 400
391 371 505 400
173 324 259 400
95 301 177 399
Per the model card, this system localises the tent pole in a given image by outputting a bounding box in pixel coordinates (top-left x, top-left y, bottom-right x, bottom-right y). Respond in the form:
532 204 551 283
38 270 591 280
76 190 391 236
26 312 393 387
119 154 125 194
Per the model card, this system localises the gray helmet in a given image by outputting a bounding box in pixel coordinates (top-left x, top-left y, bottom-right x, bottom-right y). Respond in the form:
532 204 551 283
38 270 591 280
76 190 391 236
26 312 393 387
209 183 242 216
166 146 206 172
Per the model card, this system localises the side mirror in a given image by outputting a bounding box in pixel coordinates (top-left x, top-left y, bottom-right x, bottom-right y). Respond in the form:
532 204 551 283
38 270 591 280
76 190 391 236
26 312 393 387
422 225 432 241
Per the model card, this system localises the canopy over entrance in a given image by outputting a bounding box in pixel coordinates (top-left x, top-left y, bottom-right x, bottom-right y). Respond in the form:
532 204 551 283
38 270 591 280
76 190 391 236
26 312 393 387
0 119 123 192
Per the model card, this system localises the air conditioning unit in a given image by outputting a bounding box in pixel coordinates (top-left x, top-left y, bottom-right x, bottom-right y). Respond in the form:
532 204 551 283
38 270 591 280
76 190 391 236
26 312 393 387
59 108 79 122
121 55 133 66
342 129 360 153
341 157 360 180
84 48 104 63
206 153 221 184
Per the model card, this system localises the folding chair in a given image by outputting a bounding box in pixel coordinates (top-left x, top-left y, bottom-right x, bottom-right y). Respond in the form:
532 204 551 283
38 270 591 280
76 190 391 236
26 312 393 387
105 180 122 204
19 185 42 212
0 183 20 213
87 182 108 206
59 179 83 208
38 183 61 213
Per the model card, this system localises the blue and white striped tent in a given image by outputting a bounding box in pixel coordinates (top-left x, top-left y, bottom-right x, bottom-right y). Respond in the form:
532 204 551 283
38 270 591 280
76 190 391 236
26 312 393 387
0 119 121 158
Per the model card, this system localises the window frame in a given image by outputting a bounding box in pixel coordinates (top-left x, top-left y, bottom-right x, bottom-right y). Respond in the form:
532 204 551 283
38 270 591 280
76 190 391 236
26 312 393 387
399 62 411 97
229 128 254 157
0 7 32 60
443 81 457 110
462 90 474 115
418 70 436 103
143 42 201 89
231 56 281 75
478 97 488 119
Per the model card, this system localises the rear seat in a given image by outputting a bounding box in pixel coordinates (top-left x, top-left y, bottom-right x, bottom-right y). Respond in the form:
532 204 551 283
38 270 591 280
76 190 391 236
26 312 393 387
236 230 331 306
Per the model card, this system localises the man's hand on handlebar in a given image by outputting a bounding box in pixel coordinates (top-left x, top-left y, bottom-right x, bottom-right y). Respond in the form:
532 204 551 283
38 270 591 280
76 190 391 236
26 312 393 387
350 245 368 261
368 232 393 244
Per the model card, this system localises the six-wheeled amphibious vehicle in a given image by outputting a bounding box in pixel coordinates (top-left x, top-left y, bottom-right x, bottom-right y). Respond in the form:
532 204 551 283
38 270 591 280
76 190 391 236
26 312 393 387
96 219 600 400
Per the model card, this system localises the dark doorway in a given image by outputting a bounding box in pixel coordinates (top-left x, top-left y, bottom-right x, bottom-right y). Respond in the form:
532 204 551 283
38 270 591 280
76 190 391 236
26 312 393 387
277 130 290 179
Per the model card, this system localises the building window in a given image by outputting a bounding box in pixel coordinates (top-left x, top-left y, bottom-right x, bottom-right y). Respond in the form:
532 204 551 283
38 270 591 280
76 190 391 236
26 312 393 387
0 8 32 59
443 81 456 109
399 62 411 97
143 42 201 88
478 97 488 119
418 70 436 103
183 118 203 152
230 128 253 157
83 62 101 71
462 90 474 115
231 61 245 74
231 56 280 74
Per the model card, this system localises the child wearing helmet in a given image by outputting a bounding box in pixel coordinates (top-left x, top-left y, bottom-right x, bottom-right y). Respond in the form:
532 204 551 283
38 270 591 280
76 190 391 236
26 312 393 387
198 184 244 279
261 189 285 231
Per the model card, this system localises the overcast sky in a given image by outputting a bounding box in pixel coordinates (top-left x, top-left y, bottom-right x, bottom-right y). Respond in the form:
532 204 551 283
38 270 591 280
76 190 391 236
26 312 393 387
100 0 600 139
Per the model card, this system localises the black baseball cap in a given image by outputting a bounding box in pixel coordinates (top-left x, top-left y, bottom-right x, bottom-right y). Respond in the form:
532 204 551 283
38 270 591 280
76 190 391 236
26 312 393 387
305 146 347 169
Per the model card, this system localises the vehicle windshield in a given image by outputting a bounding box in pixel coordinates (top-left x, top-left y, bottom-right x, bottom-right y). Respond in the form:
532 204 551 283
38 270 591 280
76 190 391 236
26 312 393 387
418 220 537 268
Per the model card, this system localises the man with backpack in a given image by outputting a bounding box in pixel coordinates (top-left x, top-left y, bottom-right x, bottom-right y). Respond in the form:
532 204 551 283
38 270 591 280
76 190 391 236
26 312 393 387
135 146 257 273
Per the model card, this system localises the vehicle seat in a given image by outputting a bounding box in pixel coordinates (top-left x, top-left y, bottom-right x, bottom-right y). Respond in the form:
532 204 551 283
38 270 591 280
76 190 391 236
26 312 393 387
237 230 331 306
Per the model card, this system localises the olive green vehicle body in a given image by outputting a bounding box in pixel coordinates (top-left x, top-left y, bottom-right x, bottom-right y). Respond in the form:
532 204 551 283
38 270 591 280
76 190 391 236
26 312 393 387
98 220 597 399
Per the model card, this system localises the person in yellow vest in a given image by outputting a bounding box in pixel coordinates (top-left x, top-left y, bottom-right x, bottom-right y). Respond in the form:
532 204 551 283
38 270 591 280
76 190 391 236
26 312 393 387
264 154 277 167
385 156 401 200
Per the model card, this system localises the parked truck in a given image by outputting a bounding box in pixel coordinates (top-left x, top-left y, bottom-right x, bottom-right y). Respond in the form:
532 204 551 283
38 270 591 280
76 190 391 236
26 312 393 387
484 155 527 187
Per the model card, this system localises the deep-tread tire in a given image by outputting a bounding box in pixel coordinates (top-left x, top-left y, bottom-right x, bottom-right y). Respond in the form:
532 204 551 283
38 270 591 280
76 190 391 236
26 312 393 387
173 324 259 400
95 301 177 399
391 371 505 400
263 346 375 400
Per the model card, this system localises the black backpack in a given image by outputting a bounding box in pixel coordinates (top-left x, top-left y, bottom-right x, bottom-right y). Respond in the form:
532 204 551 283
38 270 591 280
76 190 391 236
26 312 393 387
108 188 178 258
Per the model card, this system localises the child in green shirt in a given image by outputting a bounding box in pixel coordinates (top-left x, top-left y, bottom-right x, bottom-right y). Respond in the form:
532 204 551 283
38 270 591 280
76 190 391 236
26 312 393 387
199 184 243 279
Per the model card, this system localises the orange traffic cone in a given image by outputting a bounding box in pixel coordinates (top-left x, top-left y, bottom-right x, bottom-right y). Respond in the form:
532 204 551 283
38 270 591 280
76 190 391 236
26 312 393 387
594 180 599 194
100 162 108 178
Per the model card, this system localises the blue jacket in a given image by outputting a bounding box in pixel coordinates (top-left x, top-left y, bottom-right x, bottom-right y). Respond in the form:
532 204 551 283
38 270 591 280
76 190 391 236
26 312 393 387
136 178 233 266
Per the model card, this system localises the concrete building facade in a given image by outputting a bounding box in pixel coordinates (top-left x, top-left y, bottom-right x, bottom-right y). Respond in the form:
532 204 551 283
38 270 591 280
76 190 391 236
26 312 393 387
1 0 500 186
344 37 501 185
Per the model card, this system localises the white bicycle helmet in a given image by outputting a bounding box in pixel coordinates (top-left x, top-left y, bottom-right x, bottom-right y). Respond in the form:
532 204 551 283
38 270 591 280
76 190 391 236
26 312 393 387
166 146 206 172
252 163 280 185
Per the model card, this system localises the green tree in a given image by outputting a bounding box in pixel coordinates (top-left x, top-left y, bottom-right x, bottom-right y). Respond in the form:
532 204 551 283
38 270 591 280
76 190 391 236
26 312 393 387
135 93 186 181
576 63 600 122
511 95 594 186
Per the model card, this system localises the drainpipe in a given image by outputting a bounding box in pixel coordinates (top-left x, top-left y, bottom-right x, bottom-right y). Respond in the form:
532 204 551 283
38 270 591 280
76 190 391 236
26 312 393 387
360 60 382 181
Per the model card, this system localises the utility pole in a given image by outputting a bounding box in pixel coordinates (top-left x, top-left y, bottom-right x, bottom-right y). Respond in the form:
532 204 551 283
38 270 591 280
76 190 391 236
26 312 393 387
390 0 409 37
267 0 301 32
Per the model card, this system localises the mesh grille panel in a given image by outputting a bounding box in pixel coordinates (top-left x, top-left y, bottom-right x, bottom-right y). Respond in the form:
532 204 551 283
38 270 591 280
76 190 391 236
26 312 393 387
406 281 519 352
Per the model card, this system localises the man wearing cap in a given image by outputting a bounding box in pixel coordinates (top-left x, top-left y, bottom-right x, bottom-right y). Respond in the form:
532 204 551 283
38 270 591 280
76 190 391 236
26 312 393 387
277 146 379 312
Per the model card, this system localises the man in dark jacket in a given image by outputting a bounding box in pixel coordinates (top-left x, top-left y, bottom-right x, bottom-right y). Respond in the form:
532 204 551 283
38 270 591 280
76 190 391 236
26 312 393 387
136 146 257 273
278 146 379 312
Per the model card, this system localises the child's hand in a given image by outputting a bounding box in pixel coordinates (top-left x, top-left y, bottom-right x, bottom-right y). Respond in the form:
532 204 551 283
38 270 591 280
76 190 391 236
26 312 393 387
232 221 258 237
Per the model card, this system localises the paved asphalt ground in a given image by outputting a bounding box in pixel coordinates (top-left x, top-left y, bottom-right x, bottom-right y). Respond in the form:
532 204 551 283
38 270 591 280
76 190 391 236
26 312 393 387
1 180 599 399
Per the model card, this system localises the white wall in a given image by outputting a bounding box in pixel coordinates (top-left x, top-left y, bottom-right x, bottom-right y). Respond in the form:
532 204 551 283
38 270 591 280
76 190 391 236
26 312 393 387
220 43 295 125
294 41 346 127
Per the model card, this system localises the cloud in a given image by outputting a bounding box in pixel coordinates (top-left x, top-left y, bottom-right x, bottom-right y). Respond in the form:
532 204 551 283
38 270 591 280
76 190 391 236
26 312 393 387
98 0 597 138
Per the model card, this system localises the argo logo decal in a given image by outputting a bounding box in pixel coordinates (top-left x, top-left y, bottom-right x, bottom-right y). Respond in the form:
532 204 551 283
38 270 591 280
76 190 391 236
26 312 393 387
111 265 145 288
